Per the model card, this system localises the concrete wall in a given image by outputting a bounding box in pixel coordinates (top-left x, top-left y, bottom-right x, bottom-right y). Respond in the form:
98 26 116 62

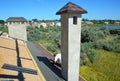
61 13 69 80
61 13 81 81
8 24 27 41
7 22 28 25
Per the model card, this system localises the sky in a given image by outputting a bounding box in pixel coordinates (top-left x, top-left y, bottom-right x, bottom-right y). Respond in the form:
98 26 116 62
0 0 120 20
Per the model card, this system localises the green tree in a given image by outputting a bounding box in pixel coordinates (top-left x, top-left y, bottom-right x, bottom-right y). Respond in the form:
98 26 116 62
0 20 5 25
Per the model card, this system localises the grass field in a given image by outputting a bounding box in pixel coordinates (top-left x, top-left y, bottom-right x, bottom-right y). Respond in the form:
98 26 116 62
80 49 120 81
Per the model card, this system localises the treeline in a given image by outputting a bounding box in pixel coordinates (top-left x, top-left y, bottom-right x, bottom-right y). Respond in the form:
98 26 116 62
82 18 120 24
31 19 60 22
1 19 120 25
0 20 5 25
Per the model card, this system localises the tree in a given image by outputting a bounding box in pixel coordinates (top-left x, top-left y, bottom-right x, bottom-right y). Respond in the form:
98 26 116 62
108 19 115 24
0 20 5 25
32 19 39 22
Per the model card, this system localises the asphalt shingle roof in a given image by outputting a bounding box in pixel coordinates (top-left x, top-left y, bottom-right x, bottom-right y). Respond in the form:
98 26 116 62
6 17 27 22
56 2 87 15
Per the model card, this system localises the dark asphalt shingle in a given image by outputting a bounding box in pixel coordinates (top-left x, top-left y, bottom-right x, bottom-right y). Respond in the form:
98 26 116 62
27 41 65 81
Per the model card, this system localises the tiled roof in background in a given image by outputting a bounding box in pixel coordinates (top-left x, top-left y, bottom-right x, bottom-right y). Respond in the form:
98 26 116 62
6 17 27 22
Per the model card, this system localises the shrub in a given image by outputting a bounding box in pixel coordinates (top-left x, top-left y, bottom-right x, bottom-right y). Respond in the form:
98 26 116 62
102 42 113 51
81 27 109 43
87 49 96 63
81 43 96 64
45 43 56 52
114 45 120 53
81 53 91 65
0 25 8 33
109 29 120 35
27 26 61 52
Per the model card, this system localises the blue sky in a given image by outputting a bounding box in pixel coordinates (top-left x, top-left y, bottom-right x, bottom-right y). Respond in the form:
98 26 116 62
0 0 120 20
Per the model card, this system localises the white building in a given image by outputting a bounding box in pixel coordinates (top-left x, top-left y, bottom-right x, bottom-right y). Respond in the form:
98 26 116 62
55 21 61 26
40 22 47 28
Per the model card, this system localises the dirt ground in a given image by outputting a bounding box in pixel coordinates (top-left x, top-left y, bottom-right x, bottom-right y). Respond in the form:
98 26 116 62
0 35 43 81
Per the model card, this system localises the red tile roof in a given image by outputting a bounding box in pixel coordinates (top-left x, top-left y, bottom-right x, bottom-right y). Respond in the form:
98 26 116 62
6 17 27 22
56 2 87 15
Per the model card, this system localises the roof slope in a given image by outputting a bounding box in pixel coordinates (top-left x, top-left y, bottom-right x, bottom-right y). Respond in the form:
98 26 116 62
6 17 27 22
56 2 87 15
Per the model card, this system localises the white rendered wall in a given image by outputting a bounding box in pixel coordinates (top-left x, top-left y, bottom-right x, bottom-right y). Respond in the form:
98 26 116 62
61 13 81 81
8 24 27 41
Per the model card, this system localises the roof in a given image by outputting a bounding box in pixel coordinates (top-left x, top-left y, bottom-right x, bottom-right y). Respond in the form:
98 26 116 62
6 17 27 22
56 2 87 15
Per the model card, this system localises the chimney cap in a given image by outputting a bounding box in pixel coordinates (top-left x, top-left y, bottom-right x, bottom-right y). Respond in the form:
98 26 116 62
56 2 87 15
